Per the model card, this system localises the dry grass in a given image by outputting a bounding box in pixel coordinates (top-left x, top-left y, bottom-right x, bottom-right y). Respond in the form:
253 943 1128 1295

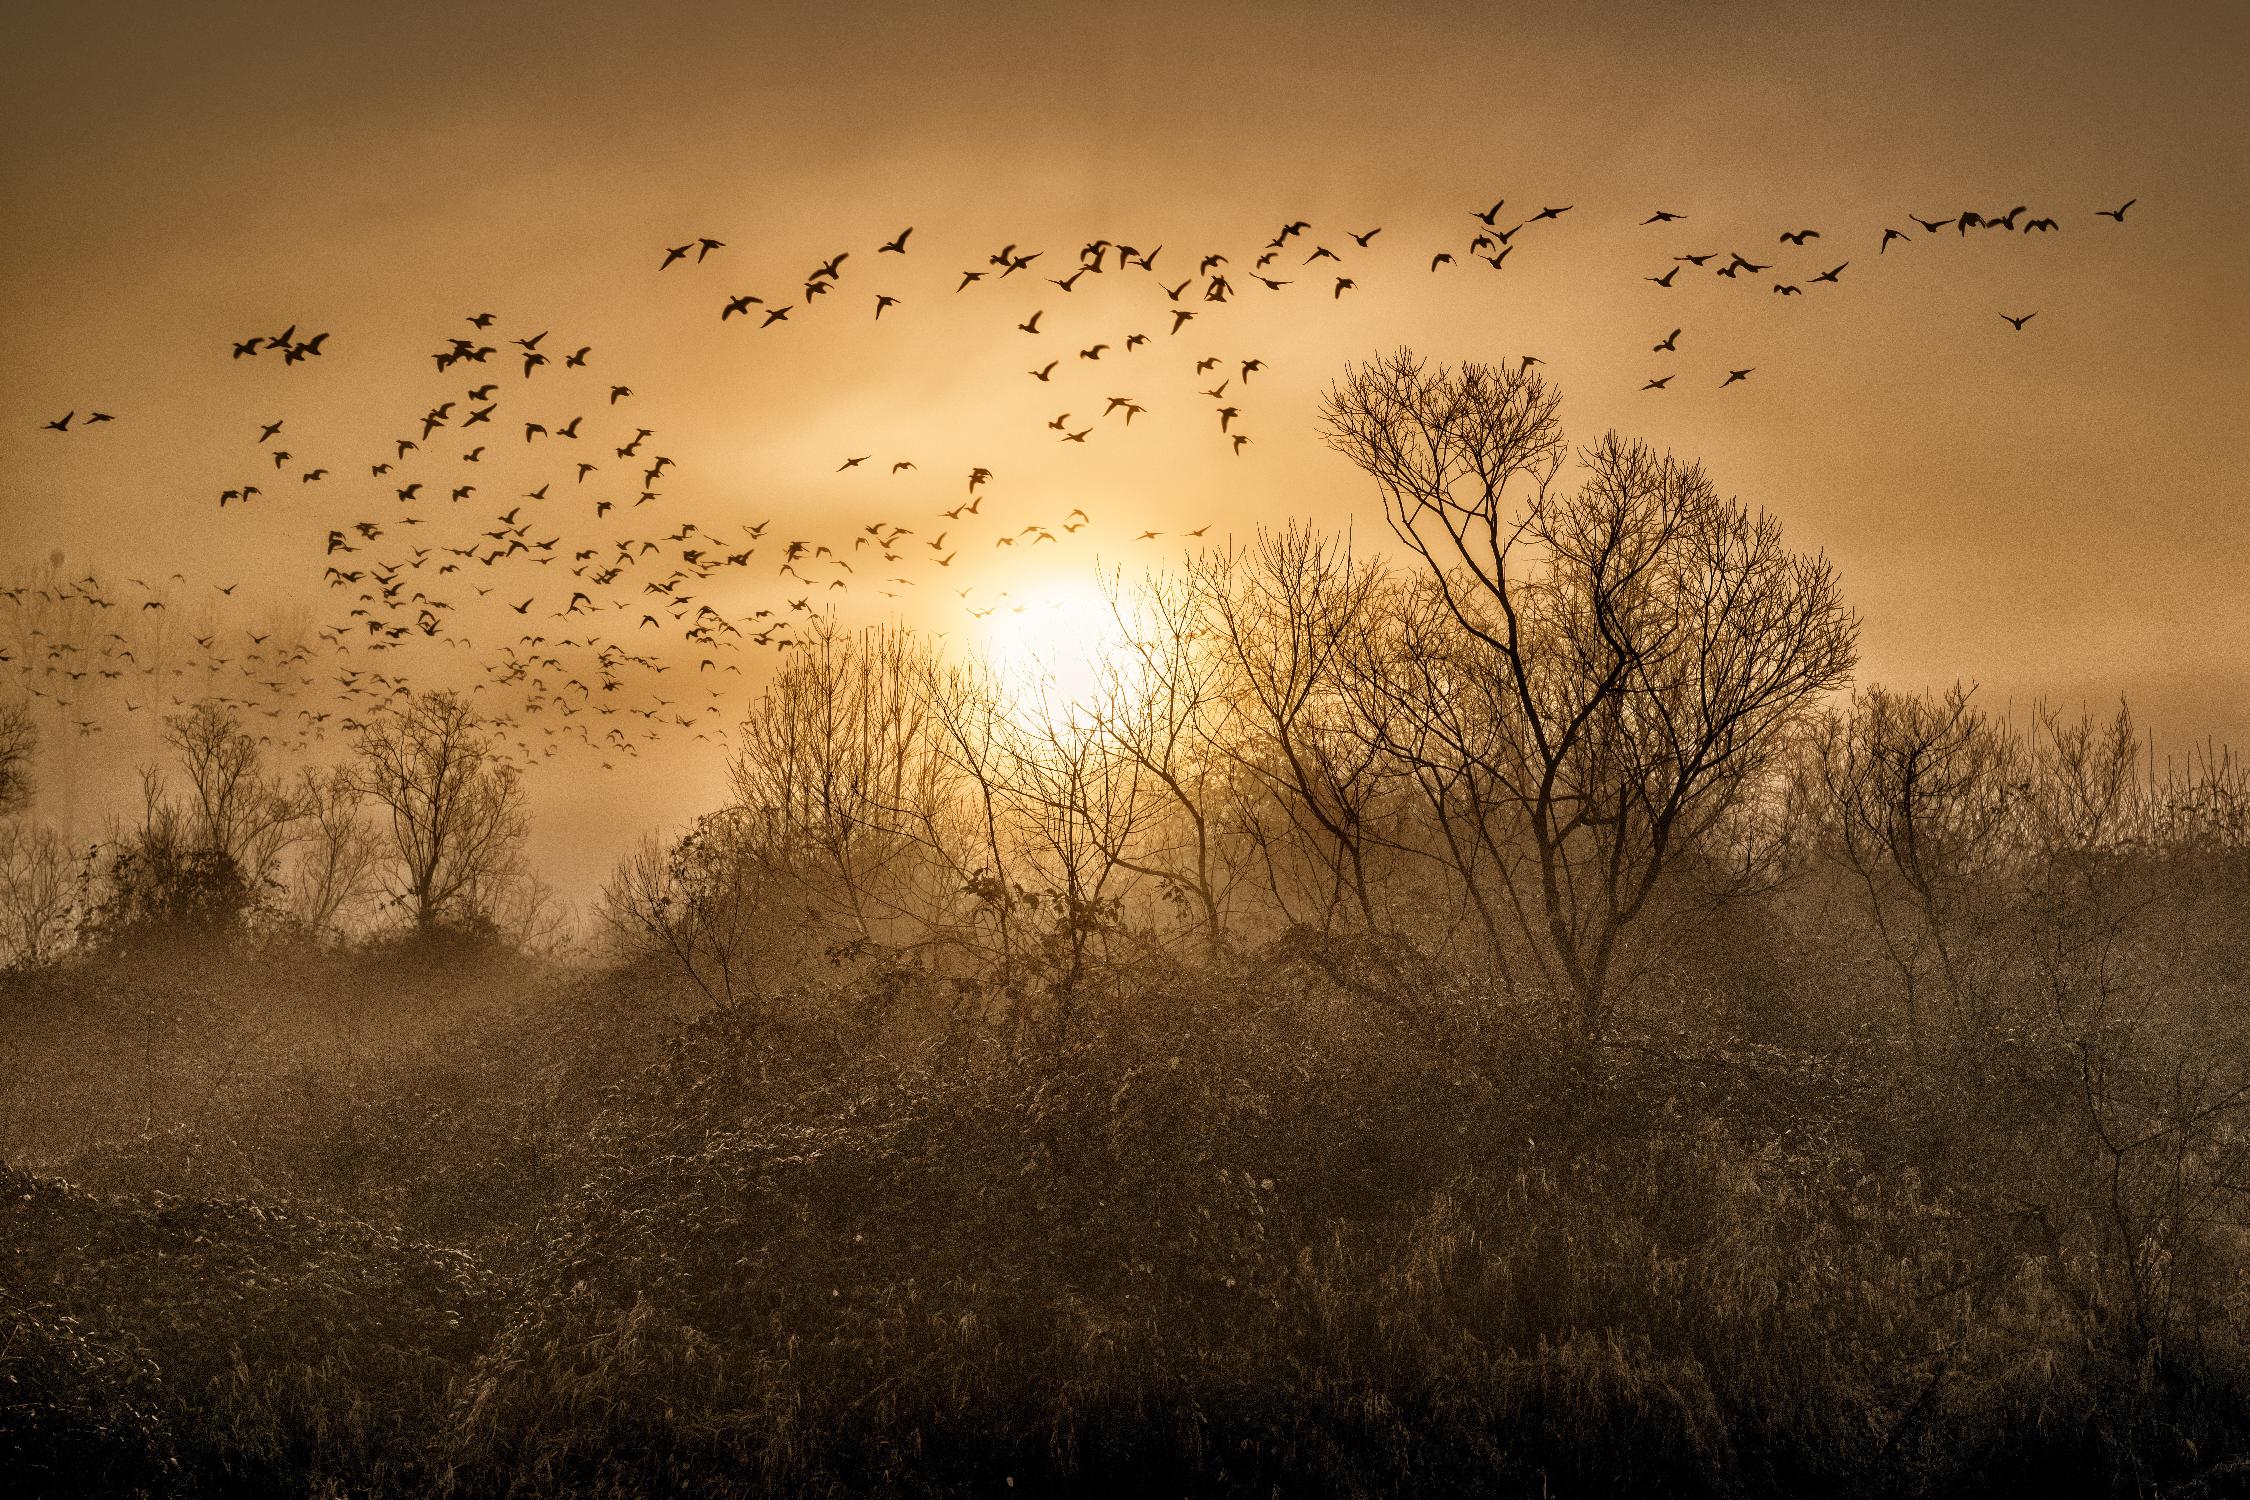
4 877 2249 1497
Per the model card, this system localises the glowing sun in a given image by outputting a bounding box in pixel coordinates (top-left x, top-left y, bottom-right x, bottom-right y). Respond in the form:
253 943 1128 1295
978 574 1129 714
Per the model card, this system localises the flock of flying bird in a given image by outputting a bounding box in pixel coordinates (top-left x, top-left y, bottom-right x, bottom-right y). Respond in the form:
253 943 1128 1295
16 189 2138 774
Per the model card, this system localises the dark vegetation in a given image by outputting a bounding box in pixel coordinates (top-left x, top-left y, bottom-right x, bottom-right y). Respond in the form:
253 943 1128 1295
5 357 2249 1496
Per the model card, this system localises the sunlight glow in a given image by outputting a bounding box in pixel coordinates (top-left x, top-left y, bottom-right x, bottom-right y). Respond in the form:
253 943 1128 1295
977 574 1129 717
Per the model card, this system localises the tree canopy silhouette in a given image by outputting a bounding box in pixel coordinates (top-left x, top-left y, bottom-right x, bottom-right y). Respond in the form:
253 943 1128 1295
1321 348 1858 1041
352 690 528 934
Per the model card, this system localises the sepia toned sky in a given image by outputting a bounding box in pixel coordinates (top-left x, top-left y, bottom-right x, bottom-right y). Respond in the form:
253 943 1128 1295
2 0 2244 902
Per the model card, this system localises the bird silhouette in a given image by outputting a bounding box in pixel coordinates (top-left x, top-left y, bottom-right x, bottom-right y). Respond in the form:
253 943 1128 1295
2001 311 2037 330
2097 198 2135 222
1720 368 1754 387
1811 262 1847 283
1641 376 1672 390
1648 267 1678 287
1642 210 1685 224
1653 328 1680 352
879 227 913 254
1779 229 1820 245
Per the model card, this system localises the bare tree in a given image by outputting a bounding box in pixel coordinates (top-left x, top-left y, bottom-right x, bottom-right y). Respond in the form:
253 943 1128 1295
0 820 78 968
0 700 33 816
285 766 379 935
352 690 528 933
1339 572 1539 985
728 624 962 949
921 654 1036 980
993 684 1153 1037
1198 525 1398 933
1086 565 1252 956
1809 684 2021 1046
602 810 773 1008
163 701 309 886
1322 349 1858 1044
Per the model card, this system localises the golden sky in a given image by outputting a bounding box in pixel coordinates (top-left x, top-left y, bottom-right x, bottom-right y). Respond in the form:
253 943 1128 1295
2 0 2244 902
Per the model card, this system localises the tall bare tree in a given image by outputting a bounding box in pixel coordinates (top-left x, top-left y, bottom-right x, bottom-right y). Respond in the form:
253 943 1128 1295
1809 684 2022 1045
727 623 967 951
286 766 378 935
1322 348 1857 1043
1087 565 1250 956
0 700 33 816
0 820 76 969
352 690 528 933
163 701 309 886
1198 525 1397 933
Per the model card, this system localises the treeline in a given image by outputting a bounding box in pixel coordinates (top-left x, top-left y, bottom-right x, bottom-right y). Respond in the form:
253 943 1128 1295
0 686 550 965
5 352 2249 1496
606 353 2246 1063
